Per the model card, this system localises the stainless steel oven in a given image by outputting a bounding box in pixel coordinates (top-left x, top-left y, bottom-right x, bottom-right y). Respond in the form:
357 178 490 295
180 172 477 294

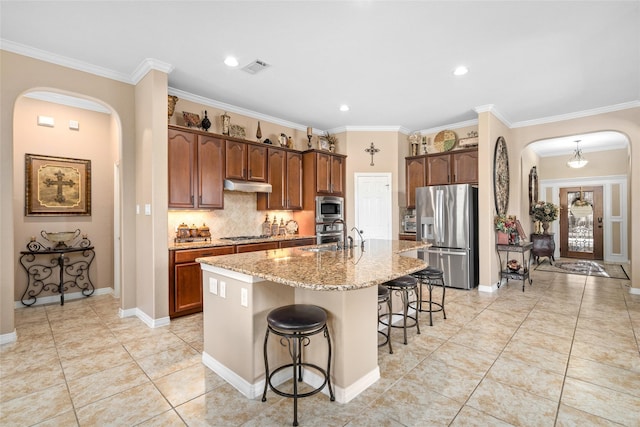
316 222 344 245
315 196 344 223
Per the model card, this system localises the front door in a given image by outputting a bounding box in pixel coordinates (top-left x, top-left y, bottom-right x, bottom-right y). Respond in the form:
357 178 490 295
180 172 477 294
559 186 603 259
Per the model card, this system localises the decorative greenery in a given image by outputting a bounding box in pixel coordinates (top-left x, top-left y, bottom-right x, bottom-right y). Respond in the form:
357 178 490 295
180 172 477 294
532 201 559 222
494 214 517 233
324 132 338 146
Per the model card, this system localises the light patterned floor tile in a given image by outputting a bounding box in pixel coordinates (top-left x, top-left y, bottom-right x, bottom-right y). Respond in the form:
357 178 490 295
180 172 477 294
136 409 187 427
555 404 623 427
486 355 565 401
0 384 73 426
136 341 201 379
450 405 516 426
567 356 640 397
153 363 227 406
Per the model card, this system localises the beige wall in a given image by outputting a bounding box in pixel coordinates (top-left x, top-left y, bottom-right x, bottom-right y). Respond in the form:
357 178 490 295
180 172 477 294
12 97 116 300
538 148 629 180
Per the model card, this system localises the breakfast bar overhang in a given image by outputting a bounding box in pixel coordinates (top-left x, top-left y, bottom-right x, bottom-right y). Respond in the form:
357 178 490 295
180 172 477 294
197 239 428 403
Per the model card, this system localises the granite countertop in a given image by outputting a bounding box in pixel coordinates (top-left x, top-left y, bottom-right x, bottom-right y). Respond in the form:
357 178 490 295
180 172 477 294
169 235 316 250
197 239 429 291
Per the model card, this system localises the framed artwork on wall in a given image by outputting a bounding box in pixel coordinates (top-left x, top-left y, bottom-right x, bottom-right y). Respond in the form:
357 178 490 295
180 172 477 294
493 136 509 216
25 153 92 216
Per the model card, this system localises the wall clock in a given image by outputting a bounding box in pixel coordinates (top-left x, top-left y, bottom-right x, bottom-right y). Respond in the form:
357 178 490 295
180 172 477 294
493 136 509 216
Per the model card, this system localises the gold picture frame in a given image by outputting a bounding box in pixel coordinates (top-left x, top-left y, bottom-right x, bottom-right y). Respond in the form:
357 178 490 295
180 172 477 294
25 154 91 216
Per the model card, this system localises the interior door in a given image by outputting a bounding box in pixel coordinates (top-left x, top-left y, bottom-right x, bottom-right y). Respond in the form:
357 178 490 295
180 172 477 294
559 186 603 259
355 173 392 240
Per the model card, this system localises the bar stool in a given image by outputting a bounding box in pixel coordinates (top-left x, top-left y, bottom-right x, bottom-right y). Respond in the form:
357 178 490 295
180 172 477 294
381 275 420 345
261 304 335 426
411 267 447 326
377 285 393 354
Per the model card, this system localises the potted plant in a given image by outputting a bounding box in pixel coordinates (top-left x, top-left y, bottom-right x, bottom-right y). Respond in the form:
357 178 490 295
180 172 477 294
495 214 517 244
532 201 559 234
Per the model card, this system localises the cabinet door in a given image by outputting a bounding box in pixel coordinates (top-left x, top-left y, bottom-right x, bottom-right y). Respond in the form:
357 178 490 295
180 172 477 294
315 152 332 193
266 149 286 210
330 155 345 195
279 238 315 248
225 140 247 180
198 135 225 208
168 129 196 208
247 144 267 182
405 157 426 208
427 154 451 185
452 150 478 184
235 241 280 253
174 262 203 314
286 152 303 209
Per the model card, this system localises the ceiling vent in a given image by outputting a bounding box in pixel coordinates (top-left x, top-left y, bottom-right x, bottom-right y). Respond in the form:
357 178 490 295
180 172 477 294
242 59 270 75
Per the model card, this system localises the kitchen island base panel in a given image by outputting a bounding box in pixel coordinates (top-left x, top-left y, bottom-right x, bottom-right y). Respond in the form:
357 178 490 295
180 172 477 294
201 265 380 404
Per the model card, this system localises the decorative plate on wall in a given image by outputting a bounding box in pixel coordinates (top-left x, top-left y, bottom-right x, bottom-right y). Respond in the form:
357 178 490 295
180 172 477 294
433 130 457 152
493 136 509 216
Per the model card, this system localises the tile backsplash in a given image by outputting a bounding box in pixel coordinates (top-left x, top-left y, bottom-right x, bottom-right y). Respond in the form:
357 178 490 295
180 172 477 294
168 191 293 242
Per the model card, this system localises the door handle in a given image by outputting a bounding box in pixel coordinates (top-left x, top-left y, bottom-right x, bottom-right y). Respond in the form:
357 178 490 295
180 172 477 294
597 217 603 228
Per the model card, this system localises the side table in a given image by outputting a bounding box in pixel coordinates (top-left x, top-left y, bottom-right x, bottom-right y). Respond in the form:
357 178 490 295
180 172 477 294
531 233 555 265
19 231 95 306
496 241 533 292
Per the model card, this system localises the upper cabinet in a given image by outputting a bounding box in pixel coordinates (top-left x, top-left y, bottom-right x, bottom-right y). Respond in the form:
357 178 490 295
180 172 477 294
168 126 225 209
405 148 478 207
257 149 303 210
225 140 267 182
312 151 345 196
405 157 426 209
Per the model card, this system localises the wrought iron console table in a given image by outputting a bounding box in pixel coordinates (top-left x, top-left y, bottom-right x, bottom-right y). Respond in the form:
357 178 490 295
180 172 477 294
19 230 95 306
496 241 533 292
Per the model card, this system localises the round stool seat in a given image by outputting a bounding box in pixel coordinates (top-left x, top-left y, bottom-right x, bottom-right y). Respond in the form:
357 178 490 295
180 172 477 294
378 284 390 300
267 304 327 333
385 275 418 288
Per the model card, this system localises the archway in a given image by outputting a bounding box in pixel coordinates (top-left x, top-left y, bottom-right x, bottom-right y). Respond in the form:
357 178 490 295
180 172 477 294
12 89 123 308
521 131 630 264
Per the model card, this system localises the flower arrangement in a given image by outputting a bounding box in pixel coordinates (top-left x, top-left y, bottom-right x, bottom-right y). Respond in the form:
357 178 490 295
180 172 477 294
494 214 517 233
532 201 559 223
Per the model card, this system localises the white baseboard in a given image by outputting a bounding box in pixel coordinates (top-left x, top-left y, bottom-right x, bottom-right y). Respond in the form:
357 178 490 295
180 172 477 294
201 351 379 404
14 287 113 308
0 329 17 345
629 287 640 296
478 282 499 293
118 307 170 328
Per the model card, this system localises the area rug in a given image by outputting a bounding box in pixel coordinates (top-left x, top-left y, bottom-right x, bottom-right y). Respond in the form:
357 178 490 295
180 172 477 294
534 259 629 279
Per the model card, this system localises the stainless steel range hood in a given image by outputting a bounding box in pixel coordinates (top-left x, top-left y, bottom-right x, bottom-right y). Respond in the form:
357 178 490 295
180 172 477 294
223 179 272 193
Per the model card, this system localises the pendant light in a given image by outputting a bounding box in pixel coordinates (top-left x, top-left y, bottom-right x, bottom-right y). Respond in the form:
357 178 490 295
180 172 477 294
567 140 588 168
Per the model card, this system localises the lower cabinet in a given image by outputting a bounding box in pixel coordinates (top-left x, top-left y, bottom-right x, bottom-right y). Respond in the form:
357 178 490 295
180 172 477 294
169 246 234 318
279 238 316 248
236 241 279 253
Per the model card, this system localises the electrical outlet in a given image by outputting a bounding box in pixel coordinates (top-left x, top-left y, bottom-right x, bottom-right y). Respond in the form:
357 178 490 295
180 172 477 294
209 277 217 295
219 281 226 298
240 288 248 307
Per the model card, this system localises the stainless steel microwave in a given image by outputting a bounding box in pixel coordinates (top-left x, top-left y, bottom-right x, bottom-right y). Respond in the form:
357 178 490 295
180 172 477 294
315 196 344 223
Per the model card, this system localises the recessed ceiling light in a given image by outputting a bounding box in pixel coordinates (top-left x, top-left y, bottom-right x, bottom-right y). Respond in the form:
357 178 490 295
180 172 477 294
339 104 350 112
453 66 469 76
224 56 239 67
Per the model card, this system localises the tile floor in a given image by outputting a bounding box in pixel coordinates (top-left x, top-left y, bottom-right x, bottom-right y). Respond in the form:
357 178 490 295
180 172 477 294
1 268 639 426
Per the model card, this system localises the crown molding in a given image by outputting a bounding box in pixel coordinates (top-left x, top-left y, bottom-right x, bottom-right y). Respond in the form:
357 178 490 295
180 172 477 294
168 87 313 133
131 58 175 84
418 119 479 136
474 104 512 128
327 125 408 135
1 38 133 84
510 100 640 128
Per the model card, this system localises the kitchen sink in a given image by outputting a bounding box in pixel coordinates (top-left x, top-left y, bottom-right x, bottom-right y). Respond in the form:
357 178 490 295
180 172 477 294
300 245 339 252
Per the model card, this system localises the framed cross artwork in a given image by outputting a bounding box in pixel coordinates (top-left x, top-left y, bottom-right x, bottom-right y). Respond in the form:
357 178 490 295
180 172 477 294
25 154 91 216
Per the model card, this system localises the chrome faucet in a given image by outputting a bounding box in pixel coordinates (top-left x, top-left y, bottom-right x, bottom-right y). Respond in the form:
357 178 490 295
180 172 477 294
351 227 365 250
331 219 348 250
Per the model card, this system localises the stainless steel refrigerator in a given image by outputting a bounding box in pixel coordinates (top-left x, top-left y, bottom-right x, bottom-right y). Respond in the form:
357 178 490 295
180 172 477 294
416 184 478 290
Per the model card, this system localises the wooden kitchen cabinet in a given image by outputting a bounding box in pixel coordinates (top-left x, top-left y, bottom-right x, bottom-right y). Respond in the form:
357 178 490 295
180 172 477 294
168 126 225 209
235 241 280 253
257 149 303 210
427 149 478 186
169 246 234 318
225 140 267 182
303 150 346 198
279 238 316 248
405 157 426 209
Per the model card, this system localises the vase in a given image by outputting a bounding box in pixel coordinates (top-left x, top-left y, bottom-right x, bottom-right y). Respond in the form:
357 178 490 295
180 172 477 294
256 121 262 142
542 222 550 234
201 111 211 131
497 231 509 245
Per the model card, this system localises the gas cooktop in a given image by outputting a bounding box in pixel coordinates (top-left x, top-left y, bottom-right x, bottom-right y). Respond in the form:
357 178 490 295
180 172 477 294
219 235 271 241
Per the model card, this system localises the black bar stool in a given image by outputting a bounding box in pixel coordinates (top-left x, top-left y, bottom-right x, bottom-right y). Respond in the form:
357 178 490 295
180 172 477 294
261 304 335 426
381 275 420 345
377 285 393 354
411 267 447 326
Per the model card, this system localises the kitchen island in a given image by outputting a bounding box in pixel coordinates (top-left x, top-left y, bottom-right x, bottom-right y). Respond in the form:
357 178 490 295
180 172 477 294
197 239 428 403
